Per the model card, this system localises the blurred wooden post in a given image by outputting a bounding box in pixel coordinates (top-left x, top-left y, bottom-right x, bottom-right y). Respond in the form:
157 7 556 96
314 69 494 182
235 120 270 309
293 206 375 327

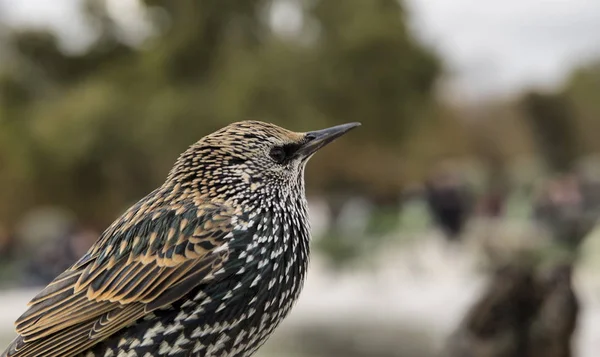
445 262 579 357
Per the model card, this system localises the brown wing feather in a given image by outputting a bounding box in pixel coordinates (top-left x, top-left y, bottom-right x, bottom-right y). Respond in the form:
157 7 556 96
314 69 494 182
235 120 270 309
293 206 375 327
3 200 235 357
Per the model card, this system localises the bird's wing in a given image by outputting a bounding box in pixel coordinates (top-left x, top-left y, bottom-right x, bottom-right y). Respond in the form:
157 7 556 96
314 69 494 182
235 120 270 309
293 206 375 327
4 199 239 357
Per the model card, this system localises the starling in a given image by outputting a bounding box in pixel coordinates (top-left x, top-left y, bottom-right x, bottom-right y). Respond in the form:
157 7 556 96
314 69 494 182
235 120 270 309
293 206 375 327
2 120 360 357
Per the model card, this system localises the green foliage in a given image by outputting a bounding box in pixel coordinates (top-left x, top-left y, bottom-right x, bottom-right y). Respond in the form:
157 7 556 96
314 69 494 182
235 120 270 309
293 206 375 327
364 206 401 236
520 91 581 173
0 0 441 227
313 232 364 270
562 61 600 155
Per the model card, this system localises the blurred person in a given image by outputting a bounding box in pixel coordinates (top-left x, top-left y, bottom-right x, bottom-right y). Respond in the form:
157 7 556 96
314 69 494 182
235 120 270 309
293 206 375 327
579 174 600 217
478 190 505 219
424 165 473 242
477 178 509 220
19 224 98 287
533 173 597 251
67 226 98 257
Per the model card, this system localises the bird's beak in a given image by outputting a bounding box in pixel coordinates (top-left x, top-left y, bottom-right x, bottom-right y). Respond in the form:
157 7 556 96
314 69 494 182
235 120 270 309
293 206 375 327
297 122 361 158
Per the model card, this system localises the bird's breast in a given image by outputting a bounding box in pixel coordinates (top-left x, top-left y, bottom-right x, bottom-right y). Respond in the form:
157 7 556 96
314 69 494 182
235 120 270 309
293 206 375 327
180 202 311 356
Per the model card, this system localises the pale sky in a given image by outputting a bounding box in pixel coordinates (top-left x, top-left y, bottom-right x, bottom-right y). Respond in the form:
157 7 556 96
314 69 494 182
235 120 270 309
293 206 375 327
0 0 93 49
2 0 600 101
405 0 600 100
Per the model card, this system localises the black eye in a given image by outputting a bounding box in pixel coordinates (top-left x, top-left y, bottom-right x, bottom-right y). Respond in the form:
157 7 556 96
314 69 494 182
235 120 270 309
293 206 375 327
305 133 317 141
269 146 286 164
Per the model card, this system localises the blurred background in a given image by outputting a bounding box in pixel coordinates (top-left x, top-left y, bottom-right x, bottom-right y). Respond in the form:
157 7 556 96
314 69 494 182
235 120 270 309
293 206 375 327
1 0 600 356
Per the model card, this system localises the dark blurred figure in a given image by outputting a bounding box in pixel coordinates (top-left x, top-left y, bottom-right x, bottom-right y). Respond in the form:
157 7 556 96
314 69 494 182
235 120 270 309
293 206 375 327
19 225 97 287
445 261 580 357
533 173 598 250
424 166 472 242
446 263 541 357
529 263 579 357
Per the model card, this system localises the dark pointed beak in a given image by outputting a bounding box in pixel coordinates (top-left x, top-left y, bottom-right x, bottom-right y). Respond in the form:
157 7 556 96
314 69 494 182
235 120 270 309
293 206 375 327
297 122 361 158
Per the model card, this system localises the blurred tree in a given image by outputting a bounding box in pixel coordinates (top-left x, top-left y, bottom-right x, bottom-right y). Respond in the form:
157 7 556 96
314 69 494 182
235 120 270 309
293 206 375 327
520 91 581 173
466 101 536 218
303 0 441 197
562 61 600 154
521 89 596 252
0 0 441 227
401 105 474 182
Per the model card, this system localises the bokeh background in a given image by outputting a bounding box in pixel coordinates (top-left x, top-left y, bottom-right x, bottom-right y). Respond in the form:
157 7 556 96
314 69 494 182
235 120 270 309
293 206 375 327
1 0 600 356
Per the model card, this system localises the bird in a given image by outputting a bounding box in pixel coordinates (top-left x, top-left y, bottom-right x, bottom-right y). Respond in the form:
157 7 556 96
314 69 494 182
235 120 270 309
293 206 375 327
2 120 360 357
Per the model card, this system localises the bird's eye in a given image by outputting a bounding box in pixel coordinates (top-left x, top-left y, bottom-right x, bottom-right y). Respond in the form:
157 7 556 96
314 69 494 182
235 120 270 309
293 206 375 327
305 133 317 141
269 146 287 164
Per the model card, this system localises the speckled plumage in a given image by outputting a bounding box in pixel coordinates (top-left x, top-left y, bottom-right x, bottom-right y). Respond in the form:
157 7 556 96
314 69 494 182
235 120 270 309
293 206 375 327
2 120 359 357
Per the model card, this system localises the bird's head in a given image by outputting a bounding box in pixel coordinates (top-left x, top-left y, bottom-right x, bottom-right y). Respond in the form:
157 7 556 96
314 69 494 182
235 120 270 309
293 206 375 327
168 121 360 204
